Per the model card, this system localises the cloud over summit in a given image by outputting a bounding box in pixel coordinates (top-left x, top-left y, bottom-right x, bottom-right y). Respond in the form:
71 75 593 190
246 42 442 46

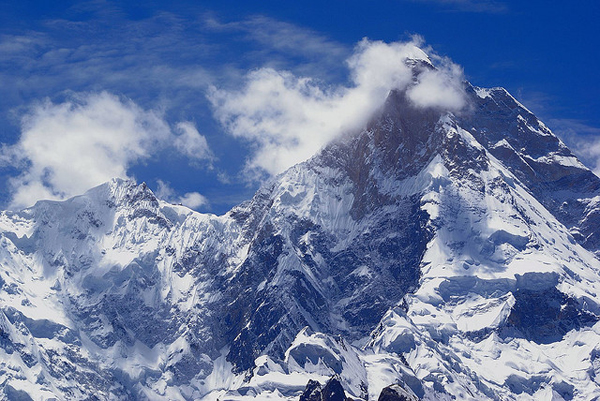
209 38 466 178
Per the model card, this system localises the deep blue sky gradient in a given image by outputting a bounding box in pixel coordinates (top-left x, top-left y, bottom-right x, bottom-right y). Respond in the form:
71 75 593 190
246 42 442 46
1 0 599 213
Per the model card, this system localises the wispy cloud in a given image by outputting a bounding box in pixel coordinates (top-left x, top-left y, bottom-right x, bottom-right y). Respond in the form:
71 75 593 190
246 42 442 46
203 14 349 80
0 12 215 119
548 118 600 175
409 0 508 13
209 37 466 179
205 15 347 59
2 92 213 209
0 11 350 144
174 122 214 163
513 89 555 116
0 33 47 55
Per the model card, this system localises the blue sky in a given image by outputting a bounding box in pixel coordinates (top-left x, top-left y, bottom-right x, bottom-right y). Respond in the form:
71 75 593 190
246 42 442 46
1 0 599 214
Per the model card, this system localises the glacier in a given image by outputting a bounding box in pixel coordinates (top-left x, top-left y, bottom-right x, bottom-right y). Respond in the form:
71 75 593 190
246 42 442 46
1 59 600 400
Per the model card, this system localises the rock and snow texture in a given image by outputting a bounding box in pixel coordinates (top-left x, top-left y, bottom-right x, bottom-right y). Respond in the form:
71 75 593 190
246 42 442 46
2 65 600 400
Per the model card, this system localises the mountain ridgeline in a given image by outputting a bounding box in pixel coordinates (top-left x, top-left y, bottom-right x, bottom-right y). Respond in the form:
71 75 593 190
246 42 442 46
1 59 600 400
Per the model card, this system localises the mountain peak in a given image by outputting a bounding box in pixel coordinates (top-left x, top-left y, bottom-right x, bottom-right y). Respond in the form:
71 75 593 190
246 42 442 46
2 80 600 400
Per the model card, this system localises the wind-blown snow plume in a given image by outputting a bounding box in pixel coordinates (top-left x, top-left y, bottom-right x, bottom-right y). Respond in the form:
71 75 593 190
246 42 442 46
209 37 466 178
3 92 212 209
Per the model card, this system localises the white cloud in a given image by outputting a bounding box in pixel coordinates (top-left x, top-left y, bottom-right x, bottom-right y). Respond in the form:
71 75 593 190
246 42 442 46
209 38 466 178
155 180 174 199
155 180 209 209
178 192 209 209
174 121 214 161
4 92 213 209
407 60 466 109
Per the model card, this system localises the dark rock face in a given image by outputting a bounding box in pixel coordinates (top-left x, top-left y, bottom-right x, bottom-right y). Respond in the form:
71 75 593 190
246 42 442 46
219 90 439 371
299 379 323 401
501 286 598 343
487 272 600 344
377 384 419 401
321 89 444 220
321 377 350 401
223 190 431 372
4 385 34 401
299 377 352 401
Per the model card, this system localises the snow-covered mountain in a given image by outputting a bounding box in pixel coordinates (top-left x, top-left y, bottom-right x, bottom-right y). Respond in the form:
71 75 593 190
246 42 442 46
2 57 600 400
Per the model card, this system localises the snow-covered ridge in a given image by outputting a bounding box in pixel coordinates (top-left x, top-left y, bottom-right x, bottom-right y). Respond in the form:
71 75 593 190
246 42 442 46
2 83 600 400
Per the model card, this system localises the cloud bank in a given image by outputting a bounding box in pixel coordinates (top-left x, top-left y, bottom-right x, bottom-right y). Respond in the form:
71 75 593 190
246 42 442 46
209 38 466 178
3 92 212 209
